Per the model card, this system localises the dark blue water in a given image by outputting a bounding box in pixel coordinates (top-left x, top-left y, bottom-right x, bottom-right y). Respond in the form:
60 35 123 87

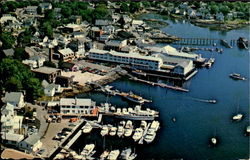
72 14 249 160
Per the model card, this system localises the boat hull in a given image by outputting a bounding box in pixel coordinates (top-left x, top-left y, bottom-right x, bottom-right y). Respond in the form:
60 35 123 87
115 115 156 121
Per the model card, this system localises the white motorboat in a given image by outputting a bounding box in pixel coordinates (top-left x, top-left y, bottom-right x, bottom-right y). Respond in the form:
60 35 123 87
82 122 93 133
211 138 217 145
109 127 117 136
100 150 109 160
100 125 109 136
117 126 125 137
232 113 243 121
120 148 132 159
140 120 147 129
81 144 95 156
124 120 133 137
132 128 143 142
144 128 156 144
150 121 160 131
107 150 120 160
247 126 250 133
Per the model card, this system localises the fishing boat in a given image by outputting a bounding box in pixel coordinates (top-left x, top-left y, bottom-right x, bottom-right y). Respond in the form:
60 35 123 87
132 128 143 142
150 121 160 131
109 126 117 136
117 121 126 137
232 113 243 121
124 120 133 137
107 150 120 160
100 150 110 160
100 125 109 136
81 144 95 157
144 128 156 144
229 73 246 80
120 148 137 160
82 122 92 133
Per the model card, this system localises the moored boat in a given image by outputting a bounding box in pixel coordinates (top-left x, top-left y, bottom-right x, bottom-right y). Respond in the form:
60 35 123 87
144 128 156 144
229 73 246 80
124 120 133 137
109 126 117 136
100 150 109 160
82 122 93 133
100 125 109 136
107 150 120 160
132 128 143 142
232 113 243 121
81 144 95 156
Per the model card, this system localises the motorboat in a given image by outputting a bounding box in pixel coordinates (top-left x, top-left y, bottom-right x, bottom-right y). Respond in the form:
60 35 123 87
109 127 117 136
150 121 160 131
209 137 218 146
132 128 143 142
140 121 147 129
232 113 243 121
229 73 246 80
144 128 156 144
100 150 109 160
100 125 109 136
124 120 133 137
107 150 120 160
117 121 126 137
120 148 137 160
81 144 95 156
82 122 92 134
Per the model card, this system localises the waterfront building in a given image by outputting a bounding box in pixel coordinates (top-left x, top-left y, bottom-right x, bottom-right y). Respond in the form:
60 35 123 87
3 92 25 109
59 98 96 116
88 49 163 71
1 133 24 147
19 134 42 153
32 66 61 83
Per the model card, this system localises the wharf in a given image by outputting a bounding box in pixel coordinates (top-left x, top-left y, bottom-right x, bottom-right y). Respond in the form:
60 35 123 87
130 77 189 92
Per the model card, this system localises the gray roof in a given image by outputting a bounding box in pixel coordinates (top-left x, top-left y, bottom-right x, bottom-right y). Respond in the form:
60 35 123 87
23 134 41 145
45 84 56 90
3 49 14 57
158 53 191 68
32 66 61 74
105 40 123 47
4 92 23 103
95 19 111 26
59 98 93 106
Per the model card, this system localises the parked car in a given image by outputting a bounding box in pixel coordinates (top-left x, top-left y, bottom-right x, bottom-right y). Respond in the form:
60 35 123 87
68 123 76 127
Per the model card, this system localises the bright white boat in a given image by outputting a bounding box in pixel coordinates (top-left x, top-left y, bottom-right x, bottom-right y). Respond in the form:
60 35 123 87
82 122 92 133
140 121 147 129
247 126 250 133
210 137 217 145
81 144 95 156
100 125 109 136
107 150 120 160
124 120 133 137
150 121 160 131
100 150 109 160
144 128 156 144
109 127 117 136
232 113 243 121
117 126 125 137
132 128 143 142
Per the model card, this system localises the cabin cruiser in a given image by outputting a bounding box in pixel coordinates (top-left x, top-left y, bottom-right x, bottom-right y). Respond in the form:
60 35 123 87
81 144 95 157
100 125 109 136
132 128 143 142
107 150 120 160
144 128 156 143
150 121 160 131
109 126 117 136
120 148 137 160
82 122 92 133
140 121 147 129
232 113 243 121
117 121 126 137
229 73 246 80
124 120 133 137
100 150 110 160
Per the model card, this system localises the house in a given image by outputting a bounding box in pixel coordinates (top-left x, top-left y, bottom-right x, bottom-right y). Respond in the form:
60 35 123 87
32 66 61 83
58 48 75 61
111 13 120 23
2 48 14 57
62 24 82 33
187 8 197 18
95 19 111 26
3 92 25 109
1 133 24 147
89 27 102 39
131 20 144 28
0 14 20 24
22 56 46 69
60 62 79 71
102 25 115 34
105 39 127 51
59 98 97 116
72 32 85 39
215 12 224 21
25 6 38 15
44 83 61 97
204 13 214 20
19 134 42 153
1 103 23 133
99 34 112 42
39 3 52 13
55 75 73 87
69 15 82 24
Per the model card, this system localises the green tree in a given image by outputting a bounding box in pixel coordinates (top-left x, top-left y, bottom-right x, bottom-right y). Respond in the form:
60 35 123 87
130 2 141 13
93 4 109 20
80 9 93 22
120 2 130 12
210 5 219 14
14 47 28 60
0 32 15 49
5 76 23 91
42 22 53 38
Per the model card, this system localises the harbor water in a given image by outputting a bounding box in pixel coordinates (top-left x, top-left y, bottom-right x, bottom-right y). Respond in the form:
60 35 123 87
72 14 249 160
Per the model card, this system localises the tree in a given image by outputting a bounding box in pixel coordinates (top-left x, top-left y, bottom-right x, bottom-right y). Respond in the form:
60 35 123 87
5 76 23 91
42 22 53 38
80 9 93 22
61 6 72 18
14 47 28 60
93 4 109 20
130 2 141 13
210 5 219 14
120 2 130 12
0 32 15 49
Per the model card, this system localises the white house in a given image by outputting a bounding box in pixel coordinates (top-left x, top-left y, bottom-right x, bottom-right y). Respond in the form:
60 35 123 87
25 6 38 15
1 103 23 133
39 3 52 13
216 12 224 21
44 83 61 97
22 56 46 69
19 134 42 153
58 48 75 61
3 92 25 109
59 98 96 115
1 133 24 147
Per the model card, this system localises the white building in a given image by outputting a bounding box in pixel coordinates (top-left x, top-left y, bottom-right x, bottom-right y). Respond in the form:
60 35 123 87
88 49 163 71
44 83 61 97
58 48 75 61
22 56 46 69
19 134 42 153
3 92 25 109
1 103 23 133
59 98 96 115
1 133 24 147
